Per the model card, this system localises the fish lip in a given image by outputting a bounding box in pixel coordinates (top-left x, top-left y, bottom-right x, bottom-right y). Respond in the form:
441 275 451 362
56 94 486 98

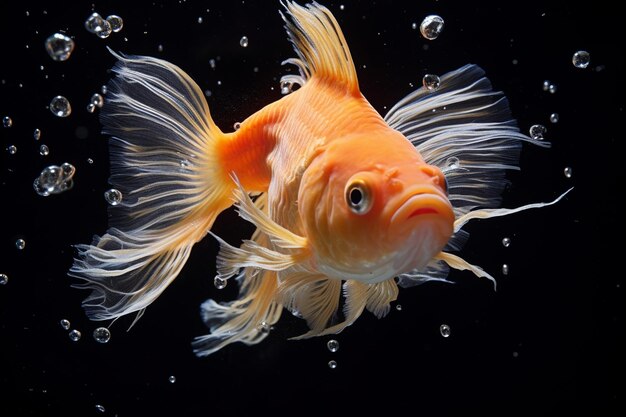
389 189 451 227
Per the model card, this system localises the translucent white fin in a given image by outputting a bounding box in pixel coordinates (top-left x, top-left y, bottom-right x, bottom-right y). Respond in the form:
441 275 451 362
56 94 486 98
454 187 574 232
278 272 342 337
397 258 452 288
385 64 548 225
70 51 232 322
364 279 399 319
193 267 283 357
211 178 309 281
280 1 359 92
435 251 497 289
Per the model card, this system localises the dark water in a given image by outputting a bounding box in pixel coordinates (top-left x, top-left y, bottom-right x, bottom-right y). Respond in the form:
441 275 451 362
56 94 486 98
0 1 623 416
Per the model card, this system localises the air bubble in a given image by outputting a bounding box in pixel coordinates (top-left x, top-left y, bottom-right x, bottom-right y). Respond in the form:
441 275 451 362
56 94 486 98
59 319 71 330
420 15 444 40
104 188 123 206
0 274 8 285
168 375 176 383
93 327 111 343
439 324 451 338
258 322 271 334
91 93 104 108
502 264 509 275
395 304 402 311
15 239 26 250
106 15 124 33
326 339 339 352
68 329 82 341
33 163 75 196
85 13 112 38
280 80 294 95
44 33 75 61
3 116 13 127
233 122 241 131
49 96 71 117
549 113 559 123
87 103 96 113
39 144 49 156
240 36 249 47
34 128 41 140
502 237 511 247
548 83 557 94
214 276 227 289
572 50 590 69
197 16 203 24
328 360 337 369
529 124 546 140
563 166 573 178
7 145 17 155
95 404 105 413
422 74 440 91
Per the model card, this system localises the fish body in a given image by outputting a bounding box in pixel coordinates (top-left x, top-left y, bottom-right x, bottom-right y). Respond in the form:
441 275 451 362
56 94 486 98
70 2 569 356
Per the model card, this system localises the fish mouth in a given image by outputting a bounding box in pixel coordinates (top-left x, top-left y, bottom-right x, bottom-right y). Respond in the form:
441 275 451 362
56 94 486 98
390 189 453 227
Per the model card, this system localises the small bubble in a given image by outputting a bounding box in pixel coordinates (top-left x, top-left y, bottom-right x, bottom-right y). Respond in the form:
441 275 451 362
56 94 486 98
422 74 440 91
197 16 203 24
512 351 519 358
258 322 271 334
104 188 123 206
204 90 212 97
91 93 104 108
49 95 71 117
549 113 559 123
572 50 590 69
563 166 573 179
68 329 82 341
209 58 216 69
339 4 345 10
240 36 249 47
420 15 444 40
542 80 550 91
548 83 557 94
87 158 94 164
85 12 104 34
0 273 8 285
328 360 337 369
59 319 70 330
157 44 164 52
93 327 111 343
15 239 26 250
439 324 451 338
87 103 96 113
7 145 17 155
95 404 105 413
280 80 293 95
168 375 176 383
2 116 12 127
101 85 108 95
502 264 509 275
34 128 41 140
214 276 227 289
326 339 339 352
502 237 511 247
529 124 547 140
39 144 50 156
33 163 75 196
395 304 402 311
44 33 75 62
233 122 241 131
106 15 124 32
411 22 417 30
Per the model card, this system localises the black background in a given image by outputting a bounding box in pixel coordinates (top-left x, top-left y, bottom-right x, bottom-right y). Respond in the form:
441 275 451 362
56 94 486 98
0 1 623 416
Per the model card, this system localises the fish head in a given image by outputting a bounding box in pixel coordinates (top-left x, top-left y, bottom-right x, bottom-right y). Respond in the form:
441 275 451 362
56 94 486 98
299 131 455 284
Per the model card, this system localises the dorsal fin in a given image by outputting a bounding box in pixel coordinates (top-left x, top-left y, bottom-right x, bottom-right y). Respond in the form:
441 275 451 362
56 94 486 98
280 1 359 93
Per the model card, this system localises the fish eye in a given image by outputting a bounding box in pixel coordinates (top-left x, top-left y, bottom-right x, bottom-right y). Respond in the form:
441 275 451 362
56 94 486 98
345 179 372 215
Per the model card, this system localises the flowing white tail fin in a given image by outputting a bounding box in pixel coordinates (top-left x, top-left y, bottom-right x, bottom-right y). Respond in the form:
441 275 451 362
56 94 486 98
70 51 233 324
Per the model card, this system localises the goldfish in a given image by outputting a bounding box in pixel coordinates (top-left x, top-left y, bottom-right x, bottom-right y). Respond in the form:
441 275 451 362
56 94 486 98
70 1 570 356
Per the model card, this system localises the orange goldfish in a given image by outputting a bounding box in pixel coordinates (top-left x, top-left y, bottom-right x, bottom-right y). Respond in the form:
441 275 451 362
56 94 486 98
70 1 570 356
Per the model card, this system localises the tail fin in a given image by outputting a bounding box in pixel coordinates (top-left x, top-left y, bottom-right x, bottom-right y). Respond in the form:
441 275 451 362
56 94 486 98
70 51 233 323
